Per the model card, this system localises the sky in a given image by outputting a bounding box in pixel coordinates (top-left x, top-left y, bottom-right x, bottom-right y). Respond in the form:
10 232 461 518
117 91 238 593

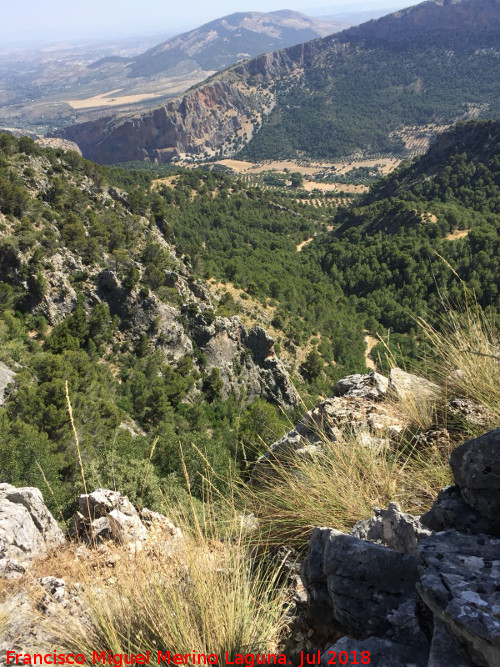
1 0 410 47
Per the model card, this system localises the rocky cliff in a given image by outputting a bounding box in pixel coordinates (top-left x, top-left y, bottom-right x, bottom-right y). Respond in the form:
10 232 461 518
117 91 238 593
57 0 500 163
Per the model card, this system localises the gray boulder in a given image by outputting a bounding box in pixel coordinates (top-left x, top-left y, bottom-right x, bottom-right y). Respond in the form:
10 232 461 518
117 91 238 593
321 635 428 667
428 619 475 667
250 391 405 485
421 486 500 537
0 484 64 576
351 502 431 555
389 368 440 402
303 527 420 638
333 372 389 400
449 428 500 525
418 531 500 667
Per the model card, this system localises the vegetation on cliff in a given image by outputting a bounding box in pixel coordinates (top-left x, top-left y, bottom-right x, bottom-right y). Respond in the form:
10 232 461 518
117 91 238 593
0 117 499 522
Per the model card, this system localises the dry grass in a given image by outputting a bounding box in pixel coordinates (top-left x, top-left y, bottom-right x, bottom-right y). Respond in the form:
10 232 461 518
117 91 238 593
418 305 499 422
242 432 452 549
45 536 288 658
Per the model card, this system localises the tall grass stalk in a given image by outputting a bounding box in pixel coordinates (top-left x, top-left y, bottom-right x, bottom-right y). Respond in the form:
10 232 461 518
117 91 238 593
242 432 452 549
417 302 499 421
45 520 290 658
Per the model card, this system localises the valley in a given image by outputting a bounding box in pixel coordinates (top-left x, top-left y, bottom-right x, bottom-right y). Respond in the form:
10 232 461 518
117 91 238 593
0 2 499 665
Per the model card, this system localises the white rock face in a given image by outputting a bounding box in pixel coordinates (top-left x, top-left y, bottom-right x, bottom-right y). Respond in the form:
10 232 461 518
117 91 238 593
0 484 65 577
0 361 15 406
389 368 440 401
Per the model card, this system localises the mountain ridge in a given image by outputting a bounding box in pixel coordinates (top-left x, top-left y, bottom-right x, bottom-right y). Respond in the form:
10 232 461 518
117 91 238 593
57 0 500 164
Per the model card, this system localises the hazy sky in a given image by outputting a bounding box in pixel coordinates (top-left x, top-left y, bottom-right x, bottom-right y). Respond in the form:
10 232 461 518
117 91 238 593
1 0 410 46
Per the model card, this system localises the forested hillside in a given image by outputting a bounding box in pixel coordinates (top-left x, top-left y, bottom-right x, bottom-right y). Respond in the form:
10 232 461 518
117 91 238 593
0 118 499 517
313 119 500 338
58 0 500 164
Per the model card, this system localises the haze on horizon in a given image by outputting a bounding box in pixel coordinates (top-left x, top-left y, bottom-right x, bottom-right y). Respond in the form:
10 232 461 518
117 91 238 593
2 0 411 48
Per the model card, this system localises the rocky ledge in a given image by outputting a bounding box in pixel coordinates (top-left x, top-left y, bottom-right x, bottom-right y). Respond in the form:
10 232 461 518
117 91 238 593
301 428 500 667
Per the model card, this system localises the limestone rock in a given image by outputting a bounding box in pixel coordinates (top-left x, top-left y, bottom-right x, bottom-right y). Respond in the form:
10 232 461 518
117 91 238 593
428 618 475 667
421 486 500 537
447 398 495 430
71 489 181 549
78 488 137 520
0 484 65 575
303 527 419 637
333 372 388 400
0 361 15 406
449 428 500 524
418 531 500 667
351 502 431 555
321 635 428 667
389 368 440 402
140 508 183 539
250 390 405 485
108 509 148 544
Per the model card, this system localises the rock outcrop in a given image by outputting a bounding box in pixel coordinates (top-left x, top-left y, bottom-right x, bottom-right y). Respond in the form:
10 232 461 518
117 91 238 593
301 427 500 667
0 361 15 406
70 488 181 548
250 371 408 484
0 484 65 578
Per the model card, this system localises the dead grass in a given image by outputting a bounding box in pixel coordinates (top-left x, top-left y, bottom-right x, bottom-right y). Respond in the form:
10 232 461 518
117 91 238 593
242 431 452 549
42 522 290 658
418 300 499 422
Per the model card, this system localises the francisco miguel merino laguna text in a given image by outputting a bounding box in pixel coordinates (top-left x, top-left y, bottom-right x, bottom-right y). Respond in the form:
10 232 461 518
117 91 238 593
6 652 290 666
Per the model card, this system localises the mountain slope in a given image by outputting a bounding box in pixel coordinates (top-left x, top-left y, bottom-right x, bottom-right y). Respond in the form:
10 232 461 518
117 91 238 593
0 11 346 135
58 0 500 164
313 118 500 332
126 10 346 77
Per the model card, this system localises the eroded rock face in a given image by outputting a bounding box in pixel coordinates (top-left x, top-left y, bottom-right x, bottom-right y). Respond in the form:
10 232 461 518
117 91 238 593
449 428 500 525
303 527 420 638
351 502 431 556
0 361 15 407
0 484 65 577
418 531 500 667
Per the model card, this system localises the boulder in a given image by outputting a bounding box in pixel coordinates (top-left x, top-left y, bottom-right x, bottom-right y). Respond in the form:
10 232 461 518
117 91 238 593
108 509 148 544
389 368 440 402
71 489 181 548
250 390 405 485
333 372 388 400
0 484 64 576
78 488 137 520
421 486 500 537
321 635 428 667
449 428 500 525
303 527 420 638
351 502 431 555
418 531 500 667
427 619 475 667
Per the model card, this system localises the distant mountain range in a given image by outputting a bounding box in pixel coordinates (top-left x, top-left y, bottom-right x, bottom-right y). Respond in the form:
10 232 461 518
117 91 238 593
0 11 347 134
57 0 500 164
123 10 347 77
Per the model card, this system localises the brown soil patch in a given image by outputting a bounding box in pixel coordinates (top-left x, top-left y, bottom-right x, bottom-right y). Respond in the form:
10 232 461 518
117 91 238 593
296 237 314 252
151 176 178 189
445 229 470 241
303 181 367 194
